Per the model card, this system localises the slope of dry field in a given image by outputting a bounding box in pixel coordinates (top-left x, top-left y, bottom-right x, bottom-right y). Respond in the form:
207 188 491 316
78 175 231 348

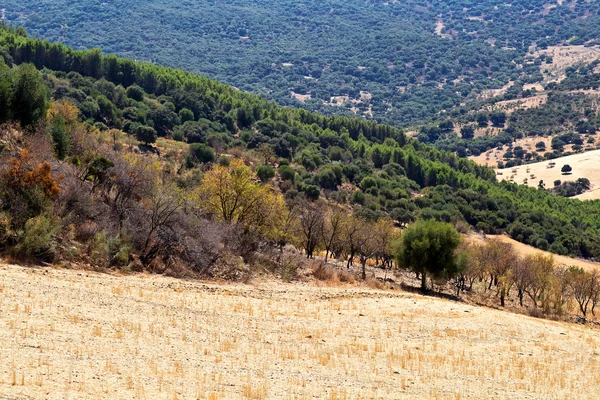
495 148 600 200
1 263 600 399
468 233 600 272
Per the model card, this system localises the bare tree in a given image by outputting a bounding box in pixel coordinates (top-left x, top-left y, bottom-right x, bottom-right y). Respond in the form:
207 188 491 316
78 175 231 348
524 253 555 309
320 205 344 263
297 200 324 258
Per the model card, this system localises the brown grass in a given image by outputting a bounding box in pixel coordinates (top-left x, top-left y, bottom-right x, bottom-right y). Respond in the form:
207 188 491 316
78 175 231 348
1 262 600 399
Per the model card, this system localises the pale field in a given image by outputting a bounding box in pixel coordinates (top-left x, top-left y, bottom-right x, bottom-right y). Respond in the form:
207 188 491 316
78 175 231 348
534 45 600 83
468 233 600 272
492 94 548 114
469 136 556 167
495 148 600 199
2 264 600 399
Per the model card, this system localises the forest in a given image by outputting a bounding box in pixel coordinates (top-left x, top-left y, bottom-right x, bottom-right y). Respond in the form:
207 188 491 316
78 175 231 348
4 0 600 126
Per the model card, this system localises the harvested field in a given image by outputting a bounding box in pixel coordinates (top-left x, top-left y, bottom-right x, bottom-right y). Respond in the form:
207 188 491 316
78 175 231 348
1 263 600 399
469 136 554 167
468 233 600 272
495 148 600 199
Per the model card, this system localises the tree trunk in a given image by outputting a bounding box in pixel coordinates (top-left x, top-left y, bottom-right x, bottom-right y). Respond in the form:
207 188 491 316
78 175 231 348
518 289 524 307
362 262 366 281
500 288 505 307
421 271 427 292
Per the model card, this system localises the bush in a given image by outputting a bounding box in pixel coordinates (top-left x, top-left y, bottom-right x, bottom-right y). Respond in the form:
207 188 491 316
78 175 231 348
186 143 215 167
179 108 195 123
134 125 157 144
278 165 296 182
50 115 71 160
126 84 145 101
218 156 230 166
256 165 275 182
351 191 366 205
302 184 320 201
15 215 60 260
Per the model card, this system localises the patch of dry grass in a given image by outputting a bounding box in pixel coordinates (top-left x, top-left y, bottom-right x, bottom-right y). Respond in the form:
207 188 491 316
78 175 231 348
0 262 599 399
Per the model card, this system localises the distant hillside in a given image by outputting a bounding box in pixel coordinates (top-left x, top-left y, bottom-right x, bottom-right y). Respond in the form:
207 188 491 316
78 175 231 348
5 0 600 126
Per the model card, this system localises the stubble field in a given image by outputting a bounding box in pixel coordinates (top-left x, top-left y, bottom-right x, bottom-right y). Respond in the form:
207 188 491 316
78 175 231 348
1 263 600 399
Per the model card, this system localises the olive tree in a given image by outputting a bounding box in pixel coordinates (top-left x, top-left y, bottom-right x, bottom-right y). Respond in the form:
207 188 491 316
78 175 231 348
394 220 461 291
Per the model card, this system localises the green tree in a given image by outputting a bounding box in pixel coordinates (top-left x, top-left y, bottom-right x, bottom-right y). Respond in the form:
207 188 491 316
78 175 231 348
179 108 195 123
126 84 145 101
561 164 572 175
49 115 70 160
186 143 215 167
394 219 462 291
256 165 275 182
12 63 48 127
134 125 157 144
460 125 475 140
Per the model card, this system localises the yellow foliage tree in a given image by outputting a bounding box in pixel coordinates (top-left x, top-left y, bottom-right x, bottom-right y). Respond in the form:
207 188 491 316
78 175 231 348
198 159 285 235
47 100 79 126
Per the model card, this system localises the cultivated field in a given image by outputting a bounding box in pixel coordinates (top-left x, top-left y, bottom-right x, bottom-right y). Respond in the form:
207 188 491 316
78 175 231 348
495 148 600 199
1 263 600 399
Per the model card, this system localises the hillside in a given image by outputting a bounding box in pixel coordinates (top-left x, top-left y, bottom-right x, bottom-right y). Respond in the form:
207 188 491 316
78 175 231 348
1 262 599 399
6 0 600 126
3 24 600 263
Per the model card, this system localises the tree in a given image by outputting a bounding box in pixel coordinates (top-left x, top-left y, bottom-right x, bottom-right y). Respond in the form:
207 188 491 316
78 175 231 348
126 84 145 101
134 125 157 145
320 206 345 263
49 115 70 160
460 125 475 140
478 239 516 306
198 159 283 233
256 165 275 182
561 164 572 175
12 63 48 127
490 112 506 127
524 253 555 309
179 108 195 123
476 113 488 127
296 200 324 258
566 267 599 318
394 220 461 291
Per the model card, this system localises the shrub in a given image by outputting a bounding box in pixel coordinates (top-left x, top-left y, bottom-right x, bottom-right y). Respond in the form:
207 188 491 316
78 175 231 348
134 125 157 144
126 84 145 101
256 165 275 182
186 143 215 167
178 108 195 123
278 165 296 182
351 191 365 205
15 214 60 260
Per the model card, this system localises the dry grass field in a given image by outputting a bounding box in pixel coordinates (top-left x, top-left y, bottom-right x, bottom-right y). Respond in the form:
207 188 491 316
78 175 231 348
468 233 600 272
535 45 600 83
495 148 600 199
469 136 558 167
2 263 600 399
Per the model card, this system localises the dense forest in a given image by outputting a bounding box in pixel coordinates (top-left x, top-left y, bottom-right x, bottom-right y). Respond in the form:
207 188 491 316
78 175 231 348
5 0 600 126
3 24 600 272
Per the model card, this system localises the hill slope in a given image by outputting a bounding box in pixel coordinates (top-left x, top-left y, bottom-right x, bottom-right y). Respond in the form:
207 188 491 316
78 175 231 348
1 262 599 399
2 25 600 262
7 0 600 125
